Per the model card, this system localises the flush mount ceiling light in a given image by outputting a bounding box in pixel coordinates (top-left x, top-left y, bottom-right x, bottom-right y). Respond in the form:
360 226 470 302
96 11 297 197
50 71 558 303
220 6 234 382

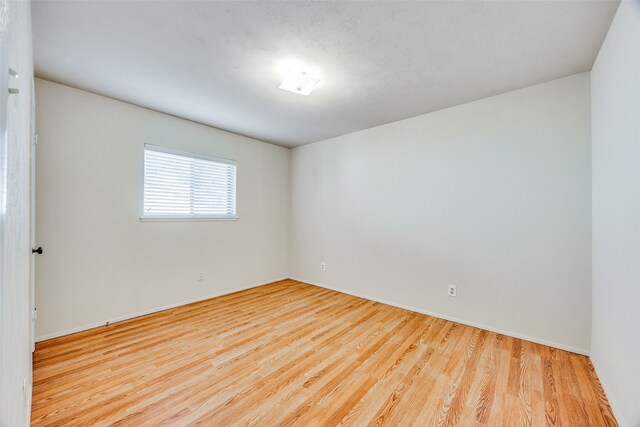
279 68 321 96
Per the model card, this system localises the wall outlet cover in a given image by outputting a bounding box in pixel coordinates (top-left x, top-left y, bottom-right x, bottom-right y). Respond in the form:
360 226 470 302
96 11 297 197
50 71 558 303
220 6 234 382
448 284 457 297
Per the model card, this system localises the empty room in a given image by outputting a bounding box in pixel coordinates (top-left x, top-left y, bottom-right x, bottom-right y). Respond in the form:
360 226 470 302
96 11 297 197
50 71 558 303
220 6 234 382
1 0 638 425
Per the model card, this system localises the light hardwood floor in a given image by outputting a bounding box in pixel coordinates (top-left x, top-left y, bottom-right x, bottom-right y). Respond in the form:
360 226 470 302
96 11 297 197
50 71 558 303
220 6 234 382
31 279 617 426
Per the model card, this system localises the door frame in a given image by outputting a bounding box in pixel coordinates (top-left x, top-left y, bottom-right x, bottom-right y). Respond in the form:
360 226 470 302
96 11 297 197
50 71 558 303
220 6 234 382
29 77 36 352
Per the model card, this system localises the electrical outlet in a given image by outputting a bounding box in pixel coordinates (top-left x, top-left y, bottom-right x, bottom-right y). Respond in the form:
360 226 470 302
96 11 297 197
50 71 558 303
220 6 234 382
448 284 457 298
197 271 204 281
320 262 326 271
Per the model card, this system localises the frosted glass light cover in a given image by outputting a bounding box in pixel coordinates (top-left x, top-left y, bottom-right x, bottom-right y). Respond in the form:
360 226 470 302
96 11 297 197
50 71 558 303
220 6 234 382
279 70 320 95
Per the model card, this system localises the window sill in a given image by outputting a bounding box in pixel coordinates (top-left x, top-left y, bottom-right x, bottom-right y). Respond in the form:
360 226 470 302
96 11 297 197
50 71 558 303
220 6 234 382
139 216 239 222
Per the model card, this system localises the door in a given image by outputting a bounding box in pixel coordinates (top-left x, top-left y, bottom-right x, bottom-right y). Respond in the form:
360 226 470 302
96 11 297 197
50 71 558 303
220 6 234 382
29 78 37 352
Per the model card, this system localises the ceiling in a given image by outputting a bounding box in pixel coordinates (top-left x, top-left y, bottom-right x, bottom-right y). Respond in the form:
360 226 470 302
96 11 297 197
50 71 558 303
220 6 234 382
32 1 619 147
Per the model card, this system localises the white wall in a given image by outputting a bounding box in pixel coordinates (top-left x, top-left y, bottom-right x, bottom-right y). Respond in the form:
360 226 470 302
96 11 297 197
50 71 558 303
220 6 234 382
591 2 640 426
0 0 34 426
291 73 592 354
34 79 290 340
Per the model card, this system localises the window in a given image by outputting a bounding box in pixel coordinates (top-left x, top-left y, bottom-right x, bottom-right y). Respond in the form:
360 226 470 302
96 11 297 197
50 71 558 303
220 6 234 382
142 144 237 220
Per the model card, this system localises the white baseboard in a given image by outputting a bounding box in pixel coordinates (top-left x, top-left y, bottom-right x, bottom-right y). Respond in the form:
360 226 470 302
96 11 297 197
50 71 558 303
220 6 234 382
35 278 288 342
589 356 623 426
36 276 591 357
292 277 590 356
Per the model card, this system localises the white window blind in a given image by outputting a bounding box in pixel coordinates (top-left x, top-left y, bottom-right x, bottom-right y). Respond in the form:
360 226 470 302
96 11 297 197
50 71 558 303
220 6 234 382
143 145 237 219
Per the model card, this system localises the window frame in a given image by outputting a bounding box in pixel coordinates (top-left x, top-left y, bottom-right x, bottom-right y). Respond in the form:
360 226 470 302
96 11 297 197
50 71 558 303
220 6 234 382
140 144 238 222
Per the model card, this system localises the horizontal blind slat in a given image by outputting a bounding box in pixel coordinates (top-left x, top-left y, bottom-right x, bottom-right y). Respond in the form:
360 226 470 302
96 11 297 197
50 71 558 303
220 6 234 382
143 147 236 217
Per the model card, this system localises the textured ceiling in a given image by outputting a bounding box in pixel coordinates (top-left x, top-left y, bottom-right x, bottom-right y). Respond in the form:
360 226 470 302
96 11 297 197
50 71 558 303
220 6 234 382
32 1 619 147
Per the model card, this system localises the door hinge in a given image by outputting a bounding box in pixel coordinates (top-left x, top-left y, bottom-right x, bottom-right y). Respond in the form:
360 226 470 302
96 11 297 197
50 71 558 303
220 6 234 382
8 68 19 95
33 132 38 145
32 307 38 321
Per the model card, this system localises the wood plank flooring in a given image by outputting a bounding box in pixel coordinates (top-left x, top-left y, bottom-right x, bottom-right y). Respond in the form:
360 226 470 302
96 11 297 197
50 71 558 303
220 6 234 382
31 279 617 426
